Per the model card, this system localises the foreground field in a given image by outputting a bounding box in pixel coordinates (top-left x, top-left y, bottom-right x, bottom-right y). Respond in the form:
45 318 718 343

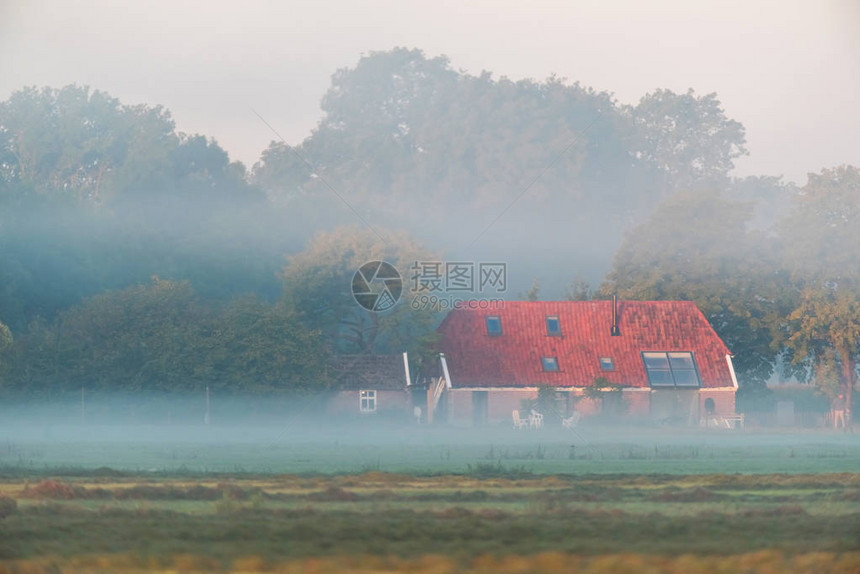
0 424 858 572
0 472 859 572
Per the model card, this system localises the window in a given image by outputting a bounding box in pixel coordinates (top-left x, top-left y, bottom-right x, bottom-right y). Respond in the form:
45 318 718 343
546 315 561 336
642 352 701 387
359 390 377 412
599 357 614 371
541 357 560 372
486 315 502 336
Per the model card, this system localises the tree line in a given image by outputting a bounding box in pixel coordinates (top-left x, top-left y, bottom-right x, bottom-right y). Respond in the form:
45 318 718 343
0 49 856 417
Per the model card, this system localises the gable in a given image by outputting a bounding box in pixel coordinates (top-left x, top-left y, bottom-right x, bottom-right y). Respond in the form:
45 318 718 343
437 301 734 389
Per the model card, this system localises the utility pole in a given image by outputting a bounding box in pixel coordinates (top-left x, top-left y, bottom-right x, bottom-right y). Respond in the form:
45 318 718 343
204 386 211 425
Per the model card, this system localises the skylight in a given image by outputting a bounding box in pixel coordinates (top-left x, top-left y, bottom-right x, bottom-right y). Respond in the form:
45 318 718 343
486 315 502 336
599 357 614 371
541 357 560 372
642 352 701 387
546 315 561 336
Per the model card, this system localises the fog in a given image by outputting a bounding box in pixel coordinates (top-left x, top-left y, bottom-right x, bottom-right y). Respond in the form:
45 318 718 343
1 396 857 477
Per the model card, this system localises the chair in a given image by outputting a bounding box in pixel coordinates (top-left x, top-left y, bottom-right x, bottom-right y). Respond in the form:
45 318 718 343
562 411 581 429
529 410 544 429
512 410 529 429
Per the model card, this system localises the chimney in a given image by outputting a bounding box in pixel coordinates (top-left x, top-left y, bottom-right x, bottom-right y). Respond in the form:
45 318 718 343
611 295 621 336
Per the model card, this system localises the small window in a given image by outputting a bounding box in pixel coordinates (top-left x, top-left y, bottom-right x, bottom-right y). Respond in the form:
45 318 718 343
541 357 560 372
642 352 701 388
546 316 561 336
359 390 377 412
599 357 614 371
486 315 502 336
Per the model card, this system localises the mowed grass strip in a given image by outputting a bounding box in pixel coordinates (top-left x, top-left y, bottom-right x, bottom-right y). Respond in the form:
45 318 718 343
1 472 858 563
0 502 858 562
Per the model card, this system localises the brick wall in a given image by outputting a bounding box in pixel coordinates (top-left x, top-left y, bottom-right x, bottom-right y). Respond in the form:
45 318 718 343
698 389 736 417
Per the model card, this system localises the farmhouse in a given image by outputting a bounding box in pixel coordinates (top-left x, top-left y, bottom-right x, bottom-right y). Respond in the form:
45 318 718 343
427 299 738 426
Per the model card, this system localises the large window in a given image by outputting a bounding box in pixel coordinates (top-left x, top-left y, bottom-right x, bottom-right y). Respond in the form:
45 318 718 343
486 316 502 336
359 390 377 412
546 315 561 336
642 352 701 387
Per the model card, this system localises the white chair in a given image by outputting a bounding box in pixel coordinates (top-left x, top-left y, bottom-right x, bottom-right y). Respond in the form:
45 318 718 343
529 410 544 429
512 410 529 429
562 411 581 429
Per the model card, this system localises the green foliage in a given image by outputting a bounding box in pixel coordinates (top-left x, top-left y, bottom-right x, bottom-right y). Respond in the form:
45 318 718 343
565 275 593 301
778 166 860 419
252 49 747 274
583 377 626 416
630 88 748 193
282 225 439 356
4 279 327 396
0 85 175 202
602 190 786 388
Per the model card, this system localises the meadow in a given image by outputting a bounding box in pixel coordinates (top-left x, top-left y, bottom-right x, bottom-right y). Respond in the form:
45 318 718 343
0 421 859 572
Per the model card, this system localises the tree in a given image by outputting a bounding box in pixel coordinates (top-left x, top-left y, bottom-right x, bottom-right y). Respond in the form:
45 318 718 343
631 89 747 193
196 295 328 394
601 190 786 396
0 85 176 203
521 280 540 302
565 275 593 301
787 287 860 409
251 49 653 250
778 165 860 425
282 226 440 357
4 279 327 396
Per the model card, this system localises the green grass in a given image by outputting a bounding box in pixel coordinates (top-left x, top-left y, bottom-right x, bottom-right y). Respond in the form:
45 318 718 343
0 471 858 565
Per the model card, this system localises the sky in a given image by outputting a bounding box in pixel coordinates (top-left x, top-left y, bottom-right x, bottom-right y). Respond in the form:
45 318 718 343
1 0 858 185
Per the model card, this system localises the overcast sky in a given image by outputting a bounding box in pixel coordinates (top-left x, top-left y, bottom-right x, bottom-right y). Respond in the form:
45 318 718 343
1 0 857 184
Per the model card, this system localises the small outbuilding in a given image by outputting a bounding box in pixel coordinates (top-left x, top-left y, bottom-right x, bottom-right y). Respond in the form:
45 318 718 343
326 354 411 416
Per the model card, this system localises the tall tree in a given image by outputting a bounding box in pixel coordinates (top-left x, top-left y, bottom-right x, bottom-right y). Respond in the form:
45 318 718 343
631 89 747 193
778 165 860 424
0 85 175 203
602 190 786 398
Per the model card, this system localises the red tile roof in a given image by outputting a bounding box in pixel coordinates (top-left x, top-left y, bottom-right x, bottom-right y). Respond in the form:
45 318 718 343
437 300 734 389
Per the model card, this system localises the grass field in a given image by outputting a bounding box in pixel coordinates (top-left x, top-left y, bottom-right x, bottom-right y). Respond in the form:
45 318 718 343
0 422 858 572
